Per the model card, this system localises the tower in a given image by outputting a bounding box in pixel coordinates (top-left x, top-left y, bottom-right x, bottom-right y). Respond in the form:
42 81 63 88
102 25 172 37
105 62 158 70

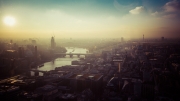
121 37 124 42
18 47 22 58
161 37 164 41
143 34 144 41
10 40 13 44
51 36 55 49
34 46 37 59
118 62 121 73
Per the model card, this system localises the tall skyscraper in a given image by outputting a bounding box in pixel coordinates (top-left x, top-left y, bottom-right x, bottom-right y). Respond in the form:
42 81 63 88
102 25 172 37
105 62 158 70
161 37 164 41
51 36 56 49
18 47 22 58
34 46 37 59
143 34 144 41
121 37 124 42
10 40 13 44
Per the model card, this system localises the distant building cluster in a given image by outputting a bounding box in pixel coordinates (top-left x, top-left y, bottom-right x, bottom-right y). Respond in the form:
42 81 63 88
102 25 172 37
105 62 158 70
0 38 180 101
0 39 42 78
0 37 67 78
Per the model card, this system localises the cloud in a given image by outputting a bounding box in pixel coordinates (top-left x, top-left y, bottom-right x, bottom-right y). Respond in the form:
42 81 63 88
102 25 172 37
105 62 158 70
156 0 180 19
129 6 145 14
151 11 159 16
163 0 180 13
151 0 180 19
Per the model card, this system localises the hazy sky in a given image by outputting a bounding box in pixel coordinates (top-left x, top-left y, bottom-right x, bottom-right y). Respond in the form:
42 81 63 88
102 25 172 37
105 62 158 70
0 0 180 39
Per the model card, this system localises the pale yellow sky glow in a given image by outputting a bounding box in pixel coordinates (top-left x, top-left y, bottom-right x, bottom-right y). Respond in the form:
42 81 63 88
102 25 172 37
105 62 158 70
0 0 179 39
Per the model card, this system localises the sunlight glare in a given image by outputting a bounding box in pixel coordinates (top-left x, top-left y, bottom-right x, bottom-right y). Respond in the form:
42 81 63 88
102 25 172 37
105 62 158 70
3 16 16 26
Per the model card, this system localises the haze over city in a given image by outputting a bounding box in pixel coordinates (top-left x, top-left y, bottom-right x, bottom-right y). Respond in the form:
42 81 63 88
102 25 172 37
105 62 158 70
0 0 180 39
1 0 180 101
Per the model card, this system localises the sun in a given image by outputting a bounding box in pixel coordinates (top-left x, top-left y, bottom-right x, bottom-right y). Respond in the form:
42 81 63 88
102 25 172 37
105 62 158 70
3 16 16 26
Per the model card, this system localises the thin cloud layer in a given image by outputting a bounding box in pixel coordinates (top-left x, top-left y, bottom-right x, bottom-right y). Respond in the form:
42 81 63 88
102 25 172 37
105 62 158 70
0 0 180 39
113 0 134 15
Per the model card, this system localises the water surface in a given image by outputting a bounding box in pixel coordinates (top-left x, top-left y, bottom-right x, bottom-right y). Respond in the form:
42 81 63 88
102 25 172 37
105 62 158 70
37 47 87 71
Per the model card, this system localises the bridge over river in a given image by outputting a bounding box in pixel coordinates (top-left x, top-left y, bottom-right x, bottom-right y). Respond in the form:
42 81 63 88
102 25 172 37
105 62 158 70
54 53 93 57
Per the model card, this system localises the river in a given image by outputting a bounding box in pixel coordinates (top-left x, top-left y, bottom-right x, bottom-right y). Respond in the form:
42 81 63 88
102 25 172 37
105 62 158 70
37 47 88 71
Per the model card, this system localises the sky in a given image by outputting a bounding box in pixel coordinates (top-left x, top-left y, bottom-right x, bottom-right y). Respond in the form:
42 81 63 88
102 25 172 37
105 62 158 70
0 0 180 39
